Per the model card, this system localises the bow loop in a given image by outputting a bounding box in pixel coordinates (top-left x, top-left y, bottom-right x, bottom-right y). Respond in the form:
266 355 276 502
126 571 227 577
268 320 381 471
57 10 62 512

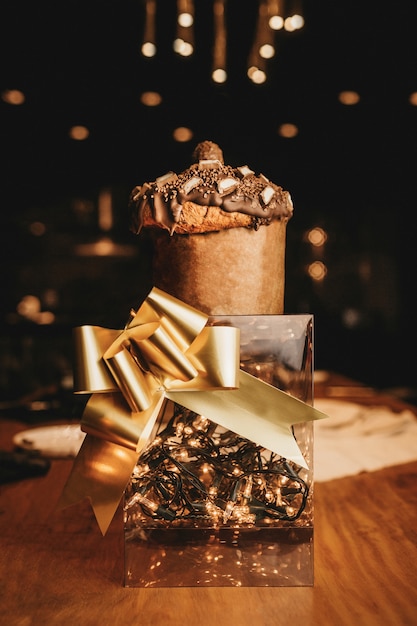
73 325 120 394
134 324 199 383
131 286 208 351
104 344 154 413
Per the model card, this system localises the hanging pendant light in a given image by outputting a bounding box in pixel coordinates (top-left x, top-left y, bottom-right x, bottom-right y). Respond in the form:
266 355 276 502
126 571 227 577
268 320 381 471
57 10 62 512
212 0 227 84
174 0 195 57
140 0 303 83
141 0 157 57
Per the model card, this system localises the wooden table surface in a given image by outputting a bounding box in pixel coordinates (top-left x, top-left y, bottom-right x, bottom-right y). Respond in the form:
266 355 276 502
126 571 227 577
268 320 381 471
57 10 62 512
1 372 417 626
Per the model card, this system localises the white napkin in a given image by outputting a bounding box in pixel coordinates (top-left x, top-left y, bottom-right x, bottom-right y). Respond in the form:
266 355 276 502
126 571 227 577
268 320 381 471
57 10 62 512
313 398 417 482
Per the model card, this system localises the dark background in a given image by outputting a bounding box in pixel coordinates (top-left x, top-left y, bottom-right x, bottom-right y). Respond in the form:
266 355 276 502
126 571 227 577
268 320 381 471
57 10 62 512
1 0 416 412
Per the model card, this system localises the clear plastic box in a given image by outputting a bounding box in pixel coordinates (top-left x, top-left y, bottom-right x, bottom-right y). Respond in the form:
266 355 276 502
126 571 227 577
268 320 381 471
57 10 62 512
124 314 314 587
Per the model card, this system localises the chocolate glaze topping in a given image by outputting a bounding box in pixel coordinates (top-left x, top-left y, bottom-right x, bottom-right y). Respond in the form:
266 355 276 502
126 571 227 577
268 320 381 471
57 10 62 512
129 141 293 235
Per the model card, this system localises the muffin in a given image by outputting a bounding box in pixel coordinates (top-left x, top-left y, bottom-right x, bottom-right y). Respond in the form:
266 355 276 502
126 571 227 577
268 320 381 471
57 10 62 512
129 140 293 315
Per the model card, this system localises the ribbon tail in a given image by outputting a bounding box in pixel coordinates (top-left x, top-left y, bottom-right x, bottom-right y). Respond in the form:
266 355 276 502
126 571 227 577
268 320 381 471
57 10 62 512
133 392 167 452
56 390 166 534
56 434 139 535
167 370 328 470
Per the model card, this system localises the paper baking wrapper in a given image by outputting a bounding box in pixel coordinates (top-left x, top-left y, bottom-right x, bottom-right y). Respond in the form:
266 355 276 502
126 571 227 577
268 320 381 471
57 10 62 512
150 220 287 315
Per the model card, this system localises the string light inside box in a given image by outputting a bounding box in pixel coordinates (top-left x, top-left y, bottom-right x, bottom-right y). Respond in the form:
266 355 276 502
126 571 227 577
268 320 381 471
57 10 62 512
124 404 309 529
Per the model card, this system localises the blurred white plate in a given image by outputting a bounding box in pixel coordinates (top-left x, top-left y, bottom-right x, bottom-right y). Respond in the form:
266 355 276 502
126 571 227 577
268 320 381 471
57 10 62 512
313 398 364 427
13 424 85 458
314 398 415 436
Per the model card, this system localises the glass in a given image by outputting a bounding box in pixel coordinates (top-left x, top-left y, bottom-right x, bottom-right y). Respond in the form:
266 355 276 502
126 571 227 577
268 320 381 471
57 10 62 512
124 315 314 587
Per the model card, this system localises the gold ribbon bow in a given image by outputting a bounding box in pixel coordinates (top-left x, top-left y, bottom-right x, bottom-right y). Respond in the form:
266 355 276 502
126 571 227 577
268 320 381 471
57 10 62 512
58 287 326 534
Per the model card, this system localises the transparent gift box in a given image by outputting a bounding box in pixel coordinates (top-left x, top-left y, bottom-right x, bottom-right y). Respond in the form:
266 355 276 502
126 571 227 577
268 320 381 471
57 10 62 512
123 314 315 587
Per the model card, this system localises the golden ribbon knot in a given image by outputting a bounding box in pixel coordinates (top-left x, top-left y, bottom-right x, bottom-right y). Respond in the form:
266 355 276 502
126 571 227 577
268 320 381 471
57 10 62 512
58 287 326 534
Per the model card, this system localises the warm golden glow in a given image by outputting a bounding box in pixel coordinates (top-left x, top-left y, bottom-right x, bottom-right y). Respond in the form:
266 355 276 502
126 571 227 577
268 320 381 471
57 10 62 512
2 88 25 105
284 17 295 31
248 67 267 84
177 0 194 25
173 38 193 56
17 295 41 318
142 0 157 57
212 68 227 83
269 15 284 30
75 236 137 258
173 126 193 142
267 0 284 30
286 14 304 30
176 0 194 57
140 91 162 106
248 0 272 82
74 239 137 258
178 12 193 28
139 1 305 84
278 123 299 138
307 261 328 281
98 189 113 232
141 42 156 57
29 221 46 236
259 43 275 59
39 311 55 325
338 90 360 105
307 227 328 246
69 125 89 141
16 295 55 324
91 237 118 256
408 92 417 106
213 0 227 78
139 1 305 85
